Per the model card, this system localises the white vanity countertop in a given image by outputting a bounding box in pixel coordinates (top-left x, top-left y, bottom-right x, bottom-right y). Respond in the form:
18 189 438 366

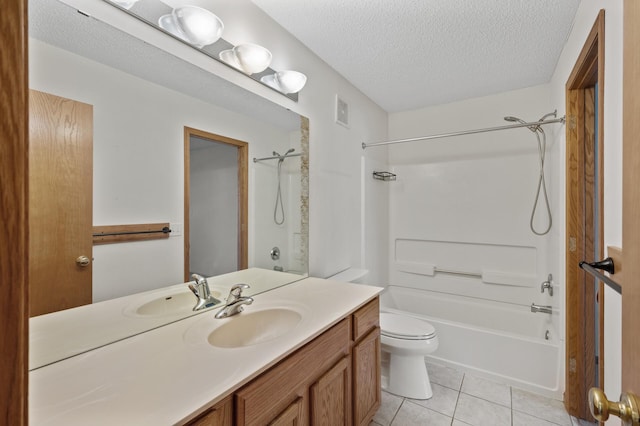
29 268 303 369
29 277 382 425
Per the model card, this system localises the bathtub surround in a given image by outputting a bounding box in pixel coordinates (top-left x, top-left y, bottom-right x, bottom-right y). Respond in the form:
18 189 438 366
380 85 561 396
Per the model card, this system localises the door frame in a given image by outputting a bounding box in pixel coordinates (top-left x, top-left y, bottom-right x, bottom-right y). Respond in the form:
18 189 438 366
564 10 605 419
0 0 28 423
183 127 248 282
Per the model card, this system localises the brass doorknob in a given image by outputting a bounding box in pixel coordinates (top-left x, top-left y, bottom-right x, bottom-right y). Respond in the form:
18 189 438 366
76 256 91 267
589 387 640 425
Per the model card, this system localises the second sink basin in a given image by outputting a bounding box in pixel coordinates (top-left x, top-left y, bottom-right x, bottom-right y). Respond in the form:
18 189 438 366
125 289 222 317
208 308 302 348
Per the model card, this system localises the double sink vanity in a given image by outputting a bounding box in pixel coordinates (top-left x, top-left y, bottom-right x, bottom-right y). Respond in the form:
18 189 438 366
29 271 382 425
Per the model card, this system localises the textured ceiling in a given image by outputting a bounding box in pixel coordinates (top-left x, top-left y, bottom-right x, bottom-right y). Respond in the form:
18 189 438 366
251 0 580 112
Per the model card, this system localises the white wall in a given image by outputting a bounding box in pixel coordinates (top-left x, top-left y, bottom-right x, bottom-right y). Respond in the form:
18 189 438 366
548 1 623 421
189 139 238 277
30 38 298 301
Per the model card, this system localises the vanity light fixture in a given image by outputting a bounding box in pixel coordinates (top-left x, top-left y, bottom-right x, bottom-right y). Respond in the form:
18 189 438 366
219 43 272 75
261 70 307 94
158 6 224 49
110 0 140 9
104 0 306 99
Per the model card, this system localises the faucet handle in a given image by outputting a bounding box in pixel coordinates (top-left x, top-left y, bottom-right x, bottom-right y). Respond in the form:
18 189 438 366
230 283 250 297
188 283 200 298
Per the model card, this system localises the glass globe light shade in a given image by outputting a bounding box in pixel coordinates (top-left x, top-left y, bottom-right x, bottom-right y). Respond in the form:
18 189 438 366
159 6 223 49
219 49 242 71
232 43 272 74
111 0 140 9
274 70 307 94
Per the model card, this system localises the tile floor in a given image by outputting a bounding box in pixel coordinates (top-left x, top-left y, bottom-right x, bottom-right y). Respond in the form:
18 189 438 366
371 361 597 426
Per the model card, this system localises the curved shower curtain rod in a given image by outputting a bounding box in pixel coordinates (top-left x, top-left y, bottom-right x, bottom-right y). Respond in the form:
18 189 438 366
361 114 566 149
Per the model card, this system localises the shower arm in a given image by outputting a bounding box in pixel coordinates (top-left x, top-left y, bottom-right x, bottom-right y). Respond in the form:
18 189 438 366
362 116 566 149
253 152 302 163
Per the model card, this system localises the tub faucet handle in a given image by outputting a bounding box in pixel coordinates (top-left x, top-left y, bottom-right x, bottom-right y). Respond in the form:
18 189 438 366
541 274 553 296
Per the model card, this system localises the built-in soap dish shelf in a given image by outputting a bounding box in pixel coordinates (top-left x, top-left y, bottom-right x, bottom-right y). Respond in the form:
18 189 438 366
373 171 396 181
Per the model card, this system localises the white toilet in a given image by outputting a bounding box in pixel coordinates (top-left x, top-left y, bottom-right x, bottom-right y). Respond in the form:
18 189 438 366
380 312 439 399
327 268 439 400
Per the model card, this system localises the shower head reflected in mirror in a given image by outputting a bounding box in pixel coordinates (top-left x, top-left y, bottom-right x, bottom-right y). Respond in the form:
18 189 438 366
504 116 526 124
504 116 539 133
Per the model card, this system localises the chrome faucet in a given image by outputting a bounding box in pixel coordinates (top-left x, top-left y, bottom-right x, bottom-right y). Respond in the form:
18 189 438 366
188 273 221 311
531 303 553 314
541 274 553 296
215 283 253 319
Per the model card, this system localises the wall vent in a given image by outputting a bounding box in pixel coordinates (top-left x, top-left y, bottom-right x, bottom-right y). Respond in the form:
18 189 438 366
335 95 349 128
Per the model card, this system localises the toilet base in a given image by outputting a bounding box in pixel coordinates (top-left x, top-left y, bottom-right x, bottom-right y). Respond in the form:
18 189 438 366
382 353 432 400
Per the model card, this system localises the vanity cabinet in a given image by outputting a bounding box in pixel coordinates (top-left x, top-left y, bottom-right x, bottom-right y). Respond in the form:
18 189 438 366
189 396 233 426
235 318 351 425
352 298 381 426
185 296 380 426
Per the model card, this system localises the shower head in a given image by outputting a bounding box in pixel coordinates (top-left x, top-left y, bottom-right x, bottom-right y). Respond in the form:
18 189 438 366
504 116 538 133
273 151 280 157
286 148 295 155
504 116 526 124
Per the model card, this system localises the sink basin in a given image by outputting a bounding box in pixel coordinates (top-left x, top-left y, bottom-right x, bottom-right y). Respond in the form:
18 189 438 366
207 308 302 348
127 290 221 317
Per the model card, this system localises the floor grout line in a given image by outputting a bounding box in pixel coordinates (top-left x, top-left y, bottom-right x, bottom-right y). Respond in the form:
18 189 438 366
389 397 404 426
377 368 574 426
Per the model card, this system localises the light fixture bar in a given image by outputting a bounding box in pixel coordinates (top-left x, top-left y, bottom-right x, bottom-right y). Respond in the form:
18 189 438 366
102 0 300 101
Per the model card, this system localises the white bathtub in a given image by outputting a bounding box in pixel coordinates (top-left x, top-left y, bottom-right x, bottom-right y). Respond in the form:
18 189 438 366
381 285 562 399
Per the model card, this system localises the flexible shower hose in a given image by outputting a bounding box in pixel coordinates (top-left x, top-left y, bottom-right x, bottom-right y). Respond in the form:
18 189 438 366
530 128 552 235
274 159 285 225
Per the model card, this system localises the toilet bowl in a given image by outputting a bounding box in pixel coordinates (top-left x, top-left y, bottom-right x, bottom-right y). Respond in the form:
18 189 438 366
380 312 439 399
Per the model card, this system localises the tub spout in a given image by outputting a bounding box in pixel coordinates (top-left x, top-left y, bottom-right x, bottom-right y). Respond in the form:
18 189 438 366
531 303 553 314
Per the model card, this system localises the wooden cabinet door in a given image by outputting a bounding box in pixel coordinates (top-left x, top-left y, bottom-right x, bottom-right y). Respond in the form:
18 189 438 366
310 356 351 425
188 396 232 426
353 327 381 426
29 89 93 316
269 397 304 426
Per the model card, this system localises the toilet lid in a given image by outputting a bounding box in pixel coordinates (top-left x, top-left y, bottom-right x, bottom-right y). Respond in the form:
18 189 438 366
380 312 436 340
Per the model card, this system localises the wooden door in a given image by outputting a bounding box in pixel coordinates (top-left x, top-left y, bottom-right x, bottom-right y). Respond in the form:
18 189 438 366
28 90 93 316
353 328 381 426
269 398 303 426
310 357 351 425
187 396 232 426
622 0 640 394
587 2 640 422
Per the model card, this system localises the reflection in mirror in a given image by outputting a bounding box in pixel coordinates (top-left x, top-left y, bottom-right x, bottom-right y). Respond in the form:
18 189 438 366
28 0 308 369
102 0 302 100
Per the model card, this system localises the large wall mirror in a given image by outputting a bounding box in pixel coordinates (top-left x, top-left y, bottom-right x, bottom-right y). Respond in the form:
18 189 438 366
29 0 309 369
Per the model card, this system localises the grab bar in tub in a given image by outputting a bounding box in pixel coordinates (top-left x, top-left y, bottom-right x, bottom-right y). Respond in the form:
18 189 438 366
530 303 553 314
434 267 482 278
